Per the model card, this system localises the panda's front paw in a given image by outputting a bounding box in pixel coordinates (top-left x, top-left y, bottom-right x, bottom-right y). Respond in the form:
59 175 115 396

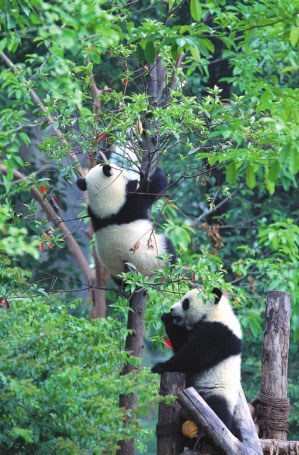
151 362 166 374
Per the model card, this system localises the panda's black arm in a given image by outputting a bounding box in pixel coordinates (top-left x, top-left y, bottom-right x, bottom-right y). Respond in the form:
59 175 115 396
138 167 168 200
152 322 242 374
162 312 190 353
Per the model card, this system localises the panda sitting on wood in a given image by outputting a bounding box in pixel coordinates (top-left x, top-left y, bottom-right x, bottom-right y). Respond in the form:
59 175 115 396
77 163 175 276
152 288 243 444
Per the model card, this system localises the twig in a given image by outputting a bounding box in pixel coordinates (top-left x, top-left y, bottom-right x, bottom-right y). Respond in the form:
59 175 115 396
0 51 83 174
0 163 93 283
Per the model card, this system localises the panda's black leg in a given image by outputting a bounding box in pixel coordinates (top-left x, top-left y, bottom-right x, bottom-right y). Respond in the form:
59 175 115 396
205 395 233 431
205 395 242 441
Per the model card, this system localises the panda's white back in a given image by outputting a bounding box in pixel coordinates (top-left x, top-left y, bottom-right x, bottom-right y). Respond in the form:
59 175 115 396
94 219 168 275
190 354 241 415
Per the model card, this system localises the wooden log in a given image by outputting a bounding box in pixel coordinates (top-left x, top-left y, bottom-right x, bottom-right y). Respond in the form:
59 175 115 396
257 291 291 440
234 387 263 454
260 439 299 454
157 372 186 455
178 387 263 455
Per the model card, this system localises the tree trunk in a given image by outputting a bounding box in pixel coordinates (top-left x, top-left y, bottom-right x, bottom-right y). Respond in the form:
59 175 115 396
89 249 110 318
117 56 167 455
256 291 291 440
157 372 186 455
117 289 147 455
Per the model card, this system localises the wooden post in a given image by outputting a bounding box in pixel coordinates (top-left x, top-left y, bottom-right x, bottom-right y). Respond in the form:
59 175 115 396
157 372 186 455
256 291 291 440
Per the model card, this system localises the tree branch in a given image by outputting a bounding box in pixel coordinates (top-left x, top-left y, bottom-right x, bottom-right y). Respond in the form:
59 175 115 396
0 51 83 174
0 164 93 283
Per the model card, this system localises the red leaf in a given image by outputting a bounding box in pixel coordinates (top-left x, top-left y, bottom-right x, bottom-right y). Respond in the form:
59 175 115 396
3 299 9 309
97 132 107 143
123 79 128 86
160 277 165 284
39 242 44 251
40 186 48 193
163 338 172 349
52 196 61 206
48 243 54 249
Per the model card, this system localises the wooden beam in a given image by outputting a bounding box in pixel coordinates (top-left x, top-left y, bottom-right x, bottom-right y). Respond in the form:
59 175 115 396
260 439 299 454
178 387 263 455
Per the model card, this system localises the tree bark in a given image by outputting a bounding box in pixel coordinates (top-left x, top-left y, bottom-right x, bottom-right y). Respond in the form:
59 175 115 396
89 250 110 318
117 55 168 455
256 291 291 440
178 387 263 455
157 372 186 455
117 289 147 455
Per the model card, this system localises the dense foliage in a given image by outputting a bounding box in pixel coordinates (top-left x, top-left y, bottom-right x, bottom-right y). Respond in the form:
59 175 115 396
1 0 299 452
0 298 157 454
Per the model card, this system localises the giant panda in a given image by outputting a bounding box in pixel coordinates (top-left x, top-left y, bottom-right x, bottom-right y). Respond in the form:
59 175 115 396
152 288 242 442
76 163 175 276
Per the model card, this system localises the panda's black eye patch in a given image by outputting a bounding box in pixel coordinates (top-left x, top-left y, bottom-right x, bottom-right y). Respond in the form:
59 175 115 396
103 164 112 177
182 298 190 311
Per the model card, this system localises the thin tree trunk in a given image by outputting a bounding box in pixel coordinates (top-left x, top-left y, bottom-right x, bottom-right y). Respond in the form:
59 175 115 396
118 289 147 455
117 56 167 455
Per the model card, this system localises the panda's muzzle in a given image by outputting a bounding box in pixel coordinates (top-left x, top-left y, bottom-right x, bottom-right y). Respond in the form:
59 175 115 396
161 312 182 324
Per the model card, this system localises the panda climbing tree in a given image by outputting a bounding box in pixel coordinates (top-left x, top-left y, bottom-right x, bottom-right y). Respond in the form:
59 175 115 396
76 163 176 276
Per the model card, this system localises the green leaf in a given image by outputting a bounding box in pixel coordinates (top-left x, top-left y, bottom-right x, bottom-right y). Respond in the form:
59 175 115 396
144 40 156 64
290 26 299 47
60 30 76 49
245 164 256 188
190 0 203 22
288 147 299 174
190 45 200 62
136 43 143 63
226 162 237 184
268 161 280 182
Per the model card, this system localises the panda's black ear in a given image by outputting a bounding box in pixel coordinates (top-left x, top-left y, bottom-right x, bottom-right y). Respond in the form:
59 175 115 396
182 298 190 311
77 178 87 191
103 164 112 177
212 288 222 304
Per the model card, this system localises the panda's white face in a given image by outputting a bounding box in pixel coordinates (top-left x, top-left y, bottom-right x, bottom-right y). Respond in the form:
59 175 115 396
170 289 215 329
170 288 242 338
84 164 129 219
